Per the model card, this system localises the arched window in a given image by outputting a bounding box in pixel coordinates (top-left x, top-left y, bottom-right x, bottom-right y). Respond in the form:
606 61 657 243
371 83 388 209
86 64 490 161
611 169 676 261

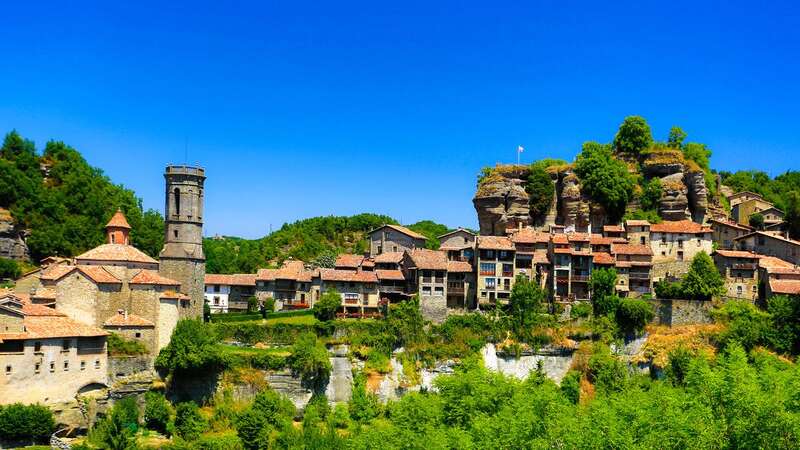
173 187 181 215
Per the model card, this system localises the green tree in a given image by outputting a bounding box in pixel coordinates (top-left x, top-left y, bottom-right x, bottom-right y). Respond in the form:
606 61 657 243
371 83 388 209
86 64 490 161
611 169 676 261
681 251 724 300
589 267 617 315
749 212 765 229
785 190 800 239
639 178 663 212
613 116 653 155
174 402 206 441
349 372 379 423
155 319 219 373
89 398 138 450
0 403 56 443
765 295 800 354
312 289 342 321
0 257 21 279
386 296 425 346
614 298 654 334
288 332 331 385
507 275 544 332
407 220 450 249
711 300 771 351
144 391 173 435
682 142 712 173
525 165 554 220
667 126 687 148
574 142 635 220
560 370 581 404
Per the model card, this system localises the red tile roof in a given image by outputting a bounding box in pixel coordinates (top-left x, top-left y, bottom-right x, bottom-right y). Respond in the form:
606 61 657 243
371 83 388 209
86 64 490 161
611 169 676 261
204 273 257 286
625 220 651 227
105 210 131 229
0 292 108 340
758 256 800 275
160 291 191 301
446 261 473 273
713 250 760 259
130 270 181 286
40 265 122 284
320 269 378 283
76 243 158 265
551 234 569 244
104 310 155 327
769 279 800 295
374 252 405 264
376 269 406 281
593 252 615 265
437 228 476 239
477 236 515 250
370 224 427 240
735 231 800 247
708 218 752 232
532 252 550 265
335 254 365 268
407 249 449 270
257 260 314 282
649 220 711 234
603 225 625 233
590 234 616 246
611 244 653 256
567 233 591 242
510 228 550 244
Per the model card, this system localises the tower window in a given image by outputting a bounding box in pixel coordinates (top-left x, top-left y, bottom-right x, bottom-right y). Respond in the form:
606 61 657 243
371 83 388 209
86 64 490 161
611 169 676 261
174 229 179 238
174 187 181 215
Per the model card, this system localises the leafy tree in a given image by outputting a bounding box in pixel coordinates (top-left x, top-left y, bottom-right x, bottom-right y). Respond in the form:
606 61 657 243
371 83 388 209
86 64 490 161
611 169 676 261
525 165 554 220
288 332 331 384
664 345 693 386
682 142 712 173
144 391 173 435
639 177 663 212
614 298 654 334
613 116 653 155
174 402 206 441
749 212 765 229
349 372 379 423
507 275 544 332
682 251 724 300
386 296 425 346
155 319 220 373
560 370 581 404
89 398 139 450
589 267 617 315
587 343 628 392
765 295 800 354
312 289 341 321
407 220 450 249
574 142 634 220
654 280 684 299
0 258 21 279
667 126 687 148
711 300 771 351
0 403 55 443
785 190 800 239
593 294 622 320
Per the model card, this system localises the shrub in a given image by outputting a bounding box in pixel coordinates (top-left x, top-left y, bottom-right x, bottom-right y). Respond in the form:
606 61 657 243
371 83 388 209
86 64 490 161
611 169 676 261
89 397 139 450
613 115 653 155
246 296 259 313
312 289 341 322
593 294 621 318
174 402 206 441
560 370 581 404
155 319 220 373
711 300 771 351
194 432 245 450
664 346 693 386
525 165 555 220
615 298 654 334
144 391 172 435
349 372 379 423
574 142 635 220
0 257 21 279
570 302 592 319
682 252 724 300
107 332 148 356
588 344 627 392
0 403 56 443
288 332 331 384
654 280 684 299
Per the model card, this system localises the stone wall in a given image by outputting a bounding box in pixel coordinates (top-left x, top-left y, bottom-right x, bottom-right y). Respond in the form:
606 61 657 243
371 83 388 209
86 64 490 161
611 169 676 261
649 299 713 326
0 207 29 261
419 294 447 323
108 355 153 381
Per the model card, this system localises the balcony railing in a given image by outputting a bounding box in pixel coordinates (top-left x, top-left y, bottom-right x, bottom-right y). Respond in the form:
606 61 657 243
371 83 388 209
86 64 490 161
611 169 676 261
434 277 445 284
422 276 432 283
479 271 495 276
556 276 569 283
228 301 249 310
379 285 405 293
571 274 589 282
501 271 514 277
629 273 651 280
732 263 757 270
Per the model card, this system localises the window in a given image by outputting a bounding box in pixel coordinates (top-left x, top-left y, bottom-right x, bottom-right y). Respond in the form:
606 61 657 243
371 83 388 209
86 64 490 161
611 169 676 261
661 236 667 244
64 361 69 371
434 286 444 296
213 296 220 305
62 339 71 352
480 291 487 297
135 332 142 338
50 362 55 372
677 251 684 261
697 238 701 245
377 245 382 254
5 365 10 375
34 341 42 352
174 187 181 214
174 229 179 238
422 287 431 295
34 363 41 374
214 284 220 293
736 286 743 296
640 236 646 245
485 278 496 289
95 360 101 369
661 251 666 256
480 263 495 276
80 361 86 371
393 245 398 252
111 234 116 243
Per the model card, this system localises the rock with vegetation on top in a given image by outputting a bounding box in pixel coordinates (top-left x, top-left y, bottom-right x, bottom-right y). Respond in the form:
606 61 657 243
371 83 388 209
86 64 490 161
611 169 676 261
473 165 532 235
0 208 29 262
658 173 691 221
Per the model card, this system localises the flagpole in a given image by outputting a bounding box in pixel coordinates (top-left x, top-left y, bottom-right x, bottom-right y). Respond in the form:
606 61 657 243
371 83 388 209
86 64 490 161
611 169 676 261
517 146 520 165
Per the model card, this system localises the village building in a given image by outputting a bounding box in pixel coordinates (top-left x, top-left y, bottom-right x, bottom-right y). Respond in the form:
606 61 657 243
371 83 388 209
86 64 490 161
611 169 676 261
729 192 776 226
712 250 760 301
624 220 651 246
735 231 800 265
437 228 476 263
649 220 713 282
204 274 257 313
318 269 380 318
709 218 752 250
367 224 427 256
476 236 516 306
550 233 593 302
509 227 550 287
602 225 626 239
610 243 653 297
255 260 315 309
759 206 785 228
756 255 800 299
403 249 450 320
0 291 108 405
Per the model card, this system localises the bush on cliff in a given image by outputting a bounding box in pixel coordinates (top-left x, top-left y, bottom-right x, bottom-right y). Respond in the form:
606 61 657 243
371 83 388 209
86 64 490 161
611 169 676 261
155 319 220 373
0 403 55 444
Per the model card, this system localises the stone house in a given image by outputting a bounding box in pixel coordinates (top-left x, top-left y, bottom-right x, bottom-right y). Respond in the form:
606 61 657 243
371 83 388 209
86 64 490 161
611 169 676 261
736 231 800 265
255 260 315 310
649 220 713 282
730 193 776 226
437 228 476 263
373 252 408 302
0 291 108 405
624 220 652 246
759 206 785 228
757 255 800 300
403 249 450 321
610 243 653 297
318 269 380 318
602 224 626 239
204 274 257 313
103 310 156 346
476 236 516 306
368 224 427 256
509 228 550 288
712 250 759 302
445 260 475 311
709 218 752 250
548 233 596 302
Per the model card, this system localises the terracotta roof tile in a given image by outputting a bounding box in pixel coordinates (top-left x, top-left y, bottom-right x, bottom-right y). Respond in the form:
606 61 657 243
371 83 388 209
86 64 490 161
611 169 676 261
105 210 131 229
374 252 405 264
590 234 616 246
104 310 155 327
446 260 473 273
477 236 515 250
370 224 427 240
649 220 711 234
256 260 313 282
714 250 760 259
335 254 365 268
0 293 107 340
437 228 476 239
376 269 406 281
708 218 752 232
130 270 181 286
407 249 449 270
603 225 625 233
757 256 800 275
551 234 569 244
204 273 257 286
611 244 653 256
735 231 800 247
769 279 800 295
510 228 550 244
160 290 191 301
320 269 378 283
76 243 158 264
567 233 591 242
593 252 615 265
625 220 651 227
40 265 122 284
532 252 550 264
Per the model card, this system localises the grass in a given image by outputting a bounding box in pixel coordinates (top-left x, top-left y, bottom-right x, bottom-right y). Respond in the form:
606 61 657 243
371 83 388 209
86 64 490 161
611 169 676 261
266 314 318 325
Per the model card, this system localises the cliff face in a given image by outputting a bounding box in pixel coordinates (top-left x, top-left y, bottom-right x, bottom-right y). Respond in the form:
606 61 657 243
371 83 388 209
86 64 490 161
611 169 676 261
0 208 29 261
473 154 710 235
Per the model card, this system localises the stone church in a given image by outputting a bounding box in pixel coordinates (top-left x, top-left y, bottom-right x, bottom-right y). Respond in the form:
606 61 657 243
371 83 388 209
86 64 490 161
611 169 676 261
29 165 206 354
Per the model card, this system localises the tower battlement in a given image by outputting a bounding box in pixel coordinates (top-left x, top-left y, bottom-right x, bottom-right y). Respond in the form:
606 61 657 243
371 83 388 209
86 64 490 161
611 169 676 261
165 165 206 177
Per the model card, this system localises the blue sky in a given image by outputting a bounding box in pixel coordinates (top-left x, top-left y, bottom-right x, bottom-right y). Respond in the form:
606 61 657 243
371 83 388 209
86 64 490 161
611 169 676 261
1 1 798 238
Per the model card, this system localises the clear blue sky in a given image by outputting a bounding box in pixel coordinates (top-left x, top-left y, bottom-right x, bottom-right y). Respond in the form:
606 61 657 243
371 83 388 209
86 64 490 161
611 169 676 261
1 1 798 238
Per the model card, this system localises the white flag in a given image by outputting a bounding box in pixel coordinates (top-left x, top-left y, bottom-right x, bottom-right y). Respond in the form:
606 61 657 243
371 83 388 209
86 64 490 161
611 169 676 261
518 145 524 153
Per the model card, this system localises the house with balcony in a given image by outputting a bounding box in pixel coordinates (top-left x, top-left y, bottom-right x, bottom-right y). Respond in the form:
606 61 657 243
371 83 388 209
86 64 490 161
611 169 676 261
318 269 380 318
735 231 800 265
255 260 315 310
476 236 516 306
712 250 759 302
368 224 427 256
625 220 652 246
602 224 626 239
438 228 476 263
649 220 713 282
509 227 550 287
611 243 653 297
756 255 800 300
403 249 451 321
204 273 257 313
709 218 752 250
548 233 593 302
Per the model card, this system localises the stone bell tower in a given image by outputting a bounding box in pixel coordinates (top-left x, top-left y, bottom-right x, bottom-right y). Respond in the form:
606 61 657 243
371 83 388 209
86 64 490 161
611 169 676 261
159 165 206 319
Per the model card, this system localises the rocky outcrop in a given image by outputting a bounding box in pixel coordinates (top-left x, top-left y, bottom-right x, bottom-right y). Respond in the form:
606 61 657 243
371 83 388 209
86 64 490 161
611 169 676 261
473 166 532 235
0 207 29 261
658 173 691 221
684 171 708 223
558 173 591 231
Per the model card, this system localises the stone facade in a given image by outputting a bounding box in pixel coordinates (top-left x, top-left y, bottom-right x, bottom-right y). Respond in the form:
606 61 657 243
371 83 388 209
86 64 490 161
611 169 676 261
368 224 427 256
649 299 714 326
736 231 800 265
0 207 29 262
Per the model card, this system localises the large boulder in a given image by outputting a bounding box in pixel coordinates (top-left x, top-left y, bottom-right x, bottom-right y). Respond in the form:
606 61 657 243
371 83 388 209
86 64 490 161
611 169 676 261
684 171 708 223
473 166 532 235
658 173 691 221
558 173 590 231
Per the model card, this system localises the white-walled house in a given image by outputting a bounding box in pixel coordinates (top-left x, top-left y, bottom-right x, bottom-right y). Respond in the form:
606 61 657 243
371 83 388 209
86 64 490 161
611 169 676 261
204 274 257 313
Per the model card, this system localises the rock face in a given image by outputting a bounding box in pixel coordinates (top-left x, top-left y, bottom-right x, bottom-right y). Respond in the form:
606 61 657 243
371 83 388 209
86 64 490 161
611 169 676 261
558 173 591 231
0 208 29 261
684 171 708 223
658 173 691 221
473 166 532 235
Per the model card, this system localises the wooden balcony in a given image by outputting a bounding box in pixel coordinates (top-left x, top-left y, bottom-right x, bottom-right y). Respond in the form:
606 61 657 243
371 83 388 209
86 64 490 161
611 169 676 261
629 272 651 280
732 263 757 270
77 347 105 355
379 285 406 293
571 274 589 282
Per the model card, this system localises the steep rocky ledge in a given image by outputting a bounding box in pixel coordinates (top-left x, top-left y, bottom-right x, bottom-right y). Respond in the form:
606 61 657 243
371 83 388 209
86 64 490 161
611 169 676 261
0 207 29 261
